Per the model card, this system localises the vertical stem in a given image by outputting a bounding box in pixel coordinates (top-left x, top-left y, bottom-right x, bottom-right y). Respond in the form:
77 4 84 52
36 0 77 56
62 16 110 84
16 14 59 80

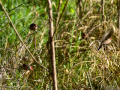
101 0 105 29
56 0 61 28
118 0 120 29
118 0 120 47
77 0 82 19
54 0 68 36
102 0 104 20
117 0 120 48
48 0 58 90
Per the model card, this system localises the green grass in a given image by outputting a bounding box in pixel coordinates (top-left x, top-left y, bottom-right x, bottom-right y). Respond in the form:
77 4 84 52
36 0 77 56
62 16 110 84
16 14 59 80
0 0 120 90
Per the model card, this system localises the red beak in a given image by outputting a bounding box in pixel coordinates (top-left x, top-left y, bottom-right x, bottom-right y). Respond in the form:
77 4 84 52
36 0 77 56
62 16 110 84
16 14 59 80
29 23 37 31
23 64 33 71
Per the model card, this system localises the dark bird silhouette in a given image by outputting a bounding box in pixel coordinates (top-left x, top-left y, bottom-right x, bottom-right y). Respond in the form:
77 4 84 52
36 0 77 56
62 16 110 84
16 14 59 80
29 23 37 31
23 64 33 71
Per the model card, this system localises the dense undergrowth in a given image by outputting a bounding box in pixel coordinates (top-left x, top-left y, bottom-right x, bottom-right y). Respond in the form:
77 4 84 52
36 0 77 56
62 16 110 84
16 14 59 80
0 0 120 90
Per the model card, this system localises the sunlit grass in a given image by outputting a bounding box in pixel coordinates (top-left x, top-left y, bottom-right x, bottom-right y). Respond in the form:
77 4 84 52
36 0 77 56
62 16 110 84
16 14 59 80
0 0 120 89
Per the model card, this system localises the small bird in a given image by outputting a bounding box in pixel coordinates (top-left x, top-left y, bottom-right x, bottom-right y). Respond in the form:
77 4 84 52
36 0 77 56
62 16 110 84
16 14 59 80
98 29 113 50
29 23 37 31
98 38 112 50
23 64 33 71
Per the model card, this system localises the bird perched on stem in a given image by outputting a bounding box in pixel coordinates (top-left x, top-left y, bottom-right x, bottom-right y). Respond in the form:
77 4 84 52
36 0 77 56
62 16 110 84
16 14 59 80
29 23 37 31
29 23 37 49
98 29 113 50
23 64 33 71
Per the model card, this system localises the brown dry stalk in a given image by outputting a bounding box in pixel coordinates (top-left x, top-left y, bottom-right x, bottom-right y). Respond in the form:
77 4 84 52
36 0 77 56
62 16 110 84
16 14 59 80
0 1 48 71
54 0 69 37
48 0 58 89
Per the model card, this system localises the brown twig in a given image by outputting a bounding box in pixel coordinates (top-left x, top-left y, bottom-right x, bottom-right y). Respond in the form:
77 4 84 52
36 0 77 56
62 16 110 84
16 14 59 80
55 0 62 28
48 0 58 90
0 1 48 71
118 0 120 47
76 0 83 19
53 0 69 37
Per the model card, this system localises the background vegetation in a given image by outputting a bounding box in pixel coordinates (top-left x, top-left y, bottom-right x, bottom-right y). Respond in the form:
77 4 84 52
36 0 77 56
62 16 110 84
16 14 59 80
0 0 120 90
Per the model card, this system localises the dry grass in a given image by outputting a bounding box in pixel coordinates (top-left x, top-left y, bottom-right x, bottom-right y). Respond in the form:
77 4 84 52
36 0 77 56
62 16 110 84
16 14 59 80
0 0 120 90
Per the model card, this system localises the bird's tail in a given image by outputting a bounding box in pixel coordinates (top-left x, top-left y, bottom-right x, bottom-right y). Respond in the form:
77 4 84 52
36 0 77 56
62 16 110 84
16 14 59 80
98 44 102 50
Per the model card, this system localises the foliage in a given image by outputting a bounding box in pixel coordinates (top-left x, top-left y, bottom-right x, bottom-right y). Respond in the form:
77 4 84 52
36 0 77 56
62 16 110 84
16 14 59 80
0 0 119 90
